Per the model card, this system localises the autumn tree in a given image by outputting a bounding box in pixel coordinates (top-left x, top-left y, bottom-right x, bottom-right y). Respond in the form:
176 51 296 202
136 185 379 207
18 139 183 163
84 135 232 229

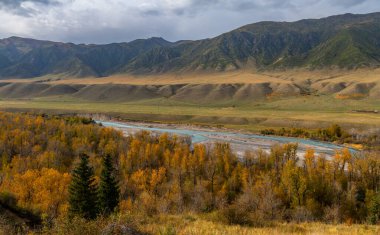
281 160 307 207
68 154 98 219
98 155 120 215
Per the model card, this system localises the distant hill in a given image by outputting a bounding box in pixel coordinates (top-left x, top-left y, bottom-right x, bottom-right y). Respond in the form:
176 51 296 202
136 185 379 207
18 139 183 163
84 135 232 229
1 12 380 78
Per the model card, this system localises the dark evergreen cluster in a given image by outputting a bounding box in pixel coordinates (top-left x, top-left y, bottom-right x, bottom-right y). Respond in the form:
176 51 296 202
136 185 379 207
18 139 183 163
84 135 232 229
98 155 120 216
68 154 120 219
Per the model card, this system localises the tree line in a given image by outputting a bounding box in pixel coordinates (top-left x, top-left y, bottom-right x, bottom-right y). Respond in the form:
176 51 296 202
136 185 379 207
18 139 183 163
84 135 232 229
261 124 379 150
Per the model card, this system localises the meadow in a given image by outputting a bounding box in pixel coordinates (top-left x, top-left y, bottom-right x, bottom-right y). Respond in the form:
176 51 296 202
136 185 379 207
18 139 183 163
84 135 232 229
0 94 379 132
46 213 380 235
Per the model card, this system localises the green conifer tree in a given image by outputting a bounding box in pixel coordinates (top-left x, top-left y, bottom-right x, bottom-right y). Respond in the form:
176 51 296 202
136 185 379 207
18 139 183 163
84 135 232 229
68 154 98 219
98 154 120 215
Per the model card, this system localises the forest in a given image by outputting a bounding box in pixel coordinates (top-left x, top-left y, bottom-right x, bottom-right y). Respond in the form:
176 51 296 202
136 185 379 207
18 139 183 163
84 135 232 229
0 112 379 234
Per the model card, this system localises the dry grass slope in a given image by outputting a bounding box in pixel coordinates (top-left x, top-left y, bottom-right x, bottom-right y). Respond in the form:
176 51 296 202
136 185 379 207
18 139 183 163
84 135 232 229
0 69 379 130
136 214 380 235
1 70 379 102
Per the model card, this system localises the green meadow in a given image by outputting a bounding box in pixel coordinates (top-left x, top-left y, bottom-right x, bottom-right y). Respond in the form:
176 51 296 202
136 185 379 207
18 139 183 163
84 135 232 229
1 94 379 132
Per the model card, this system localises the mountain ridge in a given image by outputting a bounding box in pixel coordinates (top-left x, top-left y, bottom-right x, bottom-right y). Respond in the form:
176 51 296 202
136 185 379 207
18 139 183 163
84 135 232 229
1 12 380 79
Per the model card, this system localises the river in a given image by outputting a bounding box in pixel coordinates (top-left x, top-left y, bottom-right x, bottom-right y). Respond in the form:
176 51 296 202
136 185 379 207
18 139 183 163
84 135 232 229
98 120 357 158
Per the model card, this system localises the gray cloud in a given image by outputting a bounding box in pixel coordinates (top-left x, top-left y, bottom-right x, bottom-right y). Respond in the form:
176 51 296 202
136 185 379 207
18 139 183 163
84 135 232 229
0 0 56 6
0 0 378 43
0 0 60 10
0 0 60 16
331 0 367 7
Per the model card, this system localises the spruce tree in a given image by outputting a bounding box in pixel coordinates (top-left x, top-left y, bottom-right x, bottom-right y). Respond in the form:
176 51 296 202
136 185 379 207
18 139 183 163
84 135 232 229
68 153 98 219
98 154 120 215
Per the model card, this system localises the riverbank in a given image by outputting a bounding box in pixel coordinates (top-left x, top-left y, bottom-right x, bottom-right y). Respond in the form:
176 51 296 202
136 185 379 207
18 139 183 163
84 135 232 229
1 94 379 133
98 119 358 158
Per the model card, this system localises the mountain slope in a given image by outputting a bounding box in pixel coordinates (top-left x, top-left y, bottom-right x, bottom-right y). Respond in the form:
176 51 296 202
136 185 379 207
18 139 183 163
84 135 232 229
0 12 380 78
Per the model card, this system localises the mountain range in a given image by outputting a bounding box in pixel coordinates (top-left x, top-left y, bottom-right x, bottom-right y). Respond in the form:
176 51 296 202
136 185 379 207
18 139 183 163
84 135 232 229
1 12 380 79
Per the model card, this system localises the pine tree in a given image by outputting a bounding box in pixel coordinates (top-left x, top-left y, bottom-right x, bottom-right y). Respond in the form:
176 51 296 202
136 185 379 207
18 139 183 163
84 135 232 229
98 154 120 215
68 154 98 219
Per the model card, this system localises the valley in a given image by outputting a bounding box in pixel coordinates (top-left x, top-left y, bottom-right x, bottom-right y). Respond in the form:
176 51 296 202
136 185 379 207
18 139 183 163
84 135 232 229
0 70 379 132
0 10 380 234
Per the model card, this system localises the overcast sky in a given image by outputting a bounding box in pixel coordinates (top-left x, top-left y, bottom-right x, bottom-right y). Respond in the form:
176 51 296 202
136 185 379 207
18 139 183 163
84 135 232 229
0 0 379 44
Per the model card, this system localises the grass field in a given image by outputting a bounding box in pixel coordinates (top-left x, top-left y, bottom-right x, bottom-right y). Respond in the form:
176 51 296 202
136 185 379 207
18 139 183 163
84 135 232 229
58 213 380 235
0 68 378 86
2 68 378 85
1 94 379 132
141 216 380 235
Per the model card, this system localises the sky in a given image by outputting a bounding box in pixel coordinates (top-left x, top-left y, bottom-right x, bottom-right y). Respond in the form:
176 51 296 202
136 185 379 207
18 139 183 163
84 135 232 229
0 0 379 44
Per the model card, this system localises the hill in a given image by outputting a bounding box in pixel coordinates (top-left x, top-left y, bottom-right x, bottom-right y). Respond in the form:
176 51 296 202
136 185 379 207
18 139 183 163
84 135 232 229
0 12 380 78
2 69 380 102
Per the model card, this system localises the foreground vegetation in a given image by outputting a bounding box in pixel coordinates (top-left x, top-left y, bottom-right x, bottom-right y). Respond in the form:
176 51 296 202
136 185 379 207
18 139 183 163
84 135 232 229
0 112 380 234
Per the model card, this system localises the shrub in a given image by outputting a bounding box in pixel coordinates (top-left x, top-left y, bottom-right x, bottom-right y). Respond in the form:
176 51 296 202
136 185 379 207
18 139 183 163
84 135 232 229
220 205 251 226
367 193 380 225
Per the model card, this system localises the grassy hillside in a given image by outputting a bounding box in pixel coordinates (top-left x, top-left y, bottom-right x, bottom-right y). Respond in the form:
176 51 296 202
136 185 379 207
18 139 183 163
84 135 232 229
0 13 380 78
2 69 380 99
0 68 378 131
0 69 379 131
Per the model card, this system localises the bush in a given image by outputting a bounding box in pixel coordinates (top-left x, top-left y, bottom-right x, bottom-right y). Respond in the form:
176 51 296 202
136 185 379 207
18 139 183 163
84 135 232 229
0 192 17 208
159 226 176 235
367 193 380 225
324 205 342 224
0 214 30 235
290 207 313 223
49 215 142 235
220 205 251 226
